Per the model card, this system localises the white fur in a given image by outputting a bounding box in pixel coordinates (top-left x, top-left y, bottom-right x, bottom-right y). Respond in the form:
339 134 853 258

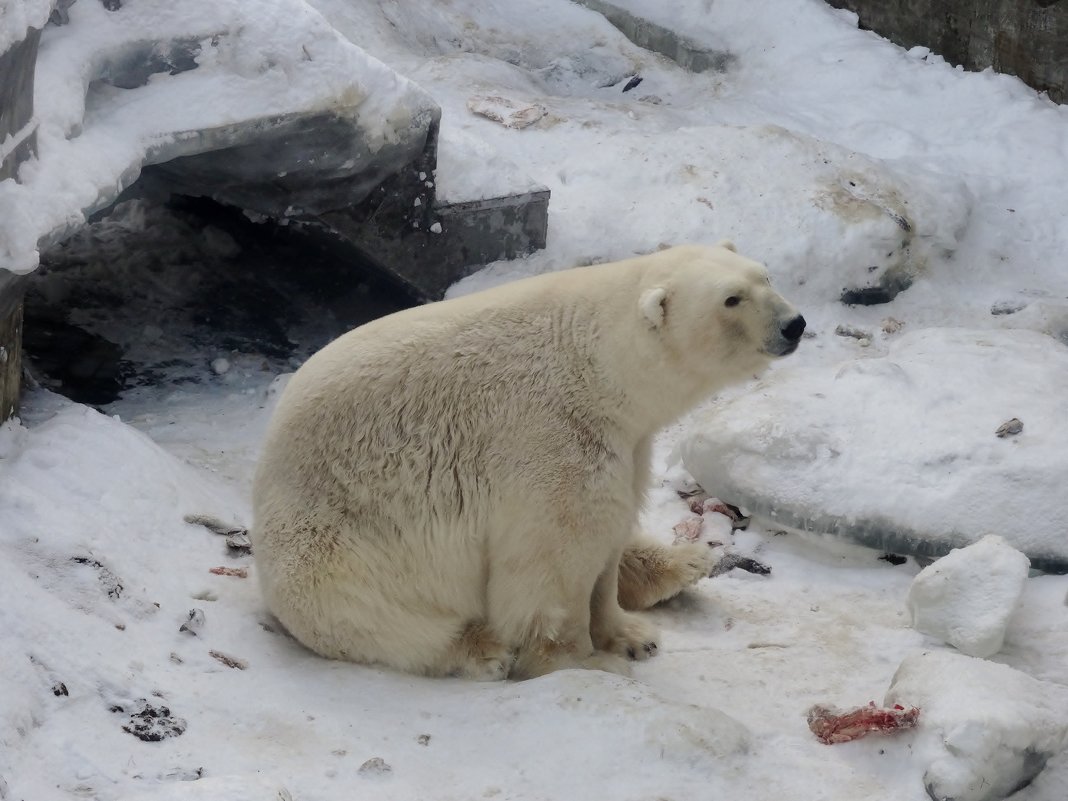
251 244 801 679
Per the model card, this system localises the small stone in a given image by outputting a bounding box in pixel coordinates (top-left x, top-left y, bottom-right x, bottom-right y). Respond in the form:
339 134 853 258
211 358 231 375
209 650 248 670
358 757 392 777
881 317 904 334
991 300 1027 316
225 531 253 555
417 734 431 746
118 699 187 741
179 608 205 635
429 222 443 234
159 767 203 781
995 417 1023 438
835 324 871 341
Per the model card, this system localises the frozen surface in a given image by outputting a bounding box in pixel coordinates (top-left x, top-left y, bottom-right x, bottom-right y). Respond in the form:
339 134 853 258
886 650 1068 801
681 328 1068 572
4 0 1068 800
907 535 1031 658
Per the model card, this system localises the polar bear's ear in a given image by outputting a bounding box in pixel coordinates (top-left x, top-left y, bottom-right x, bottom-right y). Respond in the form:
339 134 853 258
716 239 737 252
639 287 668 328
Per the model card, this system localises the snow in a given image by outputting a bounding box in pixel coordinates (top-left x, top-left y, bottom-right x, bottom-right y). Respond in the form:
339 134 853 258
4 1 1068 800
907 535 1031 658
886 650 1068 801
680 327 1068 571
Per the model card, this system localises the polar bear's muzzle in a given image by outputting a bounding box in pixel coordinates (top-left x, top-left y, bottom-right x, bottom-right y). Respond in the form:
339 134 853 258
769 313 806 356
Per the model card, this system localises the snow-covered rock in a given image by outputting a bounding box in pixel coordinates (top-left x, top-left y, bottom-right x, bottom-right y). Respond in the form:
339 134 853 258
0 0 439 274
681 328 1068 573
0 0 52 53
885 650 1068 801
906 535 1030 658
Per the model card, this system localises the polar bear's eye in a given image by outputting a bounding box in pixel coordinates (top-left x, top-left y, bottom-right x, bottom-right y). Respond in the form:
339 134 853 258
724 296 741 308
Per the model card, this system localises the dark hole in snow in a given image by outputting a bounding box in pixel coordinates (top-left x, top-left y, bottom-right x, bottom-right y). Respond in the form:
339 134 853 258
26 193 420 407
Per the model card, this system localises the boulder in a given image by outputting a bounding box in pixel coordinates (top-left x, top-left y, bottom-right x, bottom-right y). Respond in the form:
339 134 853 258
681 328 1068 572
886 650 1068 801
906 535 1030 657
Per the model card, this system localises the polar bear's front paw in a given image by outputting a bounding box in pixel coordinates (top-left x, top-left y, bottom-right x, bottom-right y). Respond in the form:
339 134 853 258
594 612 660 662
670 541 720 586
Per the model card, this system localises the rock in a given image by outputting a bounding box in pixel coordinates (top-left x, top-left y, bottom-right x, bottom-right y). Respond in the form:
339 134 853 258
906 535 1030 658
179 608 205 636
835 324 871 340
357 757 393 777
885 651 1068 801
574 0 735 73
681 328 1068 573
467 95 547 129
994 418 1023 438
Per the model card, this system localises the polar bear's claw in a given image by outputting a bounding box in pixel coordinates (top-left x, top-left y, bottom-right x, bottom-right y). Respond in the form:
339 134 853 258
595 611 660 662
448 623 515 681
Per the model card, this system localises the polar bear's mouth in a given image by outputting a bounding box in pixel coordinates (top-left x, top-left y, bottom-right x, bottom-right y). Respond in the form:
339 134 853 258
774 339 801 357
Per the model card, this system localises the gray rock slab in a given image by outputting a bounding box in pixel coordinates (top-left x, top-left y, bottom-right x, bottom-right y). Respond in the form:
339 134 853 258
575 0 734 73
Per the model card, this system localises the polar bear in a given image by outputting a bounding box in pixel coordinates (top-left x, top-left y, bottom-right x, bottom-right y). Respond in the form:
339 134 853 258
251 242 804 679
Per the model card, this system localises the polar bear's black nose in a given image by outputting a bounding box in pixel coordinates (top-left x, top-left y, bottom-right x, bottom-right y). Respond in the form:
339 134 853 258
781 315 806 341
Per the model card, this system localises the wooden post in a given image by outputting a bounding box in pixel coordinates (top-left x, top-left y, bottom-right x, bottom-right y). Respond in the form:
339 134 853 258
0 293 23 422
0 26 41 421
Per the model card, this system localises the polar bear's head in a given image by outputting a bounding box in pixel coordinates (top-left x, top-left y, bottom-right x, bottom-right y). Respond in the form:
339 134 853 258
636 242 805 391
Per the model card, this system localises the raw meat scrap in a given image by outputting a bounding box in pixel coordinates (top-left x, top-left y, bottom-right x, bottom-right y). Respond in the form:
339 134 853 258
209 566 247 578
807 701 919 744
672 515 705 544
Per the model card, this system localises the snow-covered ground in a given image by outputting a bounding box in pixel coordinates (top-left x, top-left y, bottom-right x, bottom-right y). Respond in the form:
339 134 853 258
3 1 1068 799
